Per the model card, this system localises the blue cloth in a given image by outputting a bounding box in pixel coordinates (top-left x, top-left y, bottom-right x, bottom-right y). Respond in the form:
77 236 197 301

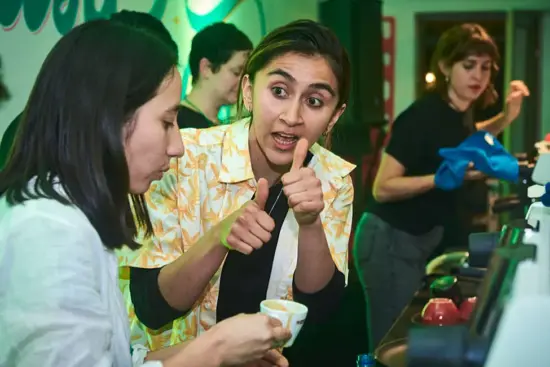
435 131 519 191
541 183 550 207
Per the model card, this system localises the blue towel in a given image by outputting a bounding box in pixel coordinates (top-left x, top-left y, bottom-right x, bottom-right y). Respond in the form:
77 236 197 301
435 131 519 191
541 183 550 207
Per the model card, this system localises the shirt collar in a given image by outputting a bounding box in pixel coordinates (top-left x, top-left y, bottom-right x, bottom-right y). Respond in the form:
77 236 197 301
219 118 255 184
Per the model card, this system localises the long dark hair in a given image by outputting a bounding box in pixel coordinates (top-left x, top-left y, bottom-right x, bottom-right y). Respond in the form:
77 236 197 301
236 19 350 148
110 10 179 57
0 20 178 250
429 23 500 109
0 56 9 102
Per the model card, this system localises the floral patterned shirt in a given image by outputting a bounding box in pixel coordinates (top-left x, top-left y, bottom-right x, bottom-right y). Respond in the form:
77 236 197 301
117 118 355 350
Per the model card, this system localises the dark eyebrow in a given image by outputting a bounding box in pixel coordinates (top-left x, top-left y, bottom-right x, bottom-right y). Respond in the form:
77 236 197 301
268 68 295 82
465 56 491 63
267 68 336 97
310 82 336 97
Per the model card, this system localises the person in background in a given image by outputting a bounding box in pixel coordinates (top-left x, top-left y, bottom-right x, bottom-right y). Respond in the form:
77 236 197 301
0 10 181 171
353 23 530 350
179 22 252 128
0 19 290 367
118 19 355 354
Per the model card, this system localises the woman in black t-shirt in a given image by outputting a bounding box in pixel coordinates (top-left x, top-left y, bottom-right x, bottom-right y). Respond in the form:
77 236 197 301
354 23 530 350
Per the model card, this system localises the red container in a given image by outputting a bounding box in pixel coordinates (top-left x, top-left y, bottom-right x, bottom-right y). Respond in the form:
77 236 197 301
421 298 461 326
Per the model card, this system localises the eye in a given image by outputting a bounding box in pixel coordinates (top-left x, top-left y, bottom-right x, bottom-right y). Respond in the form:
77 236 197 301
163 120 174 130
306 97 323 108
271 86 288 98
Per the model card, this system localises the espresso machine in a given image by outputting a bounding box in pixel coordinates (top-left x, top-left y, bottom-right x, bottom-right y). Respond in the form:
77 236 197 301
406 154 550 367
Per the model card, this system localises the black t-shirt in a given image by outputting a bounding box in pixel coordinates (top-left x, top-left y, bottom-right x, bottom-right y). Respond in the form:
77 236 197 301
368 93 474 235
177 105 213 129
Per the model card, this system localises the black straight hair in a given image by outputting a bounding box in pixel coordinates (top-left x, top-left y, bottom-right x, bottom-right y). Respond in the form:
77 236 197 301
0 19 178 250
110 10 179 57
0 10 178 171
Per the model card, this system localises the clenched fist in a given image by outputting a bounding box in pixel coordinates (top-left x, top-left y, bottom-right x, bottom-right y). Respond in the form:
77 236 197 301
219 178 276 254
281 138 324 226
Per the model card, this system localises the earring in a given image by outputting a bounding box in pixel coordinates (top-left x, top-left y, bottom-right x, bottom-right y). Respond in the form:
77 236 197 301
445 75 450 83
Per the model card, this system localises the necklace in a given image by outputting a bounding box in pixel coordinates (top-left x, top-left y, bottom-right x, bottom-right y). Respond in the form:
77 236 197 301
268 187 284 216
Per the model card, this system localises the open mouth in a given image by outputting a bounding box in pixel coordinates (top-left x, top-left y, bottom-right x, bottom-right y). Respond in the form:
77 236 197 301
272 132 299 150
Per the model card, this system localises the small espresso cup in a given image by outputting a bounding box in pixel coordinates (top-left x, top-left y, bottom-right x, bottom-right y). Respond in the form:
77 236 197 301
260 299 308 348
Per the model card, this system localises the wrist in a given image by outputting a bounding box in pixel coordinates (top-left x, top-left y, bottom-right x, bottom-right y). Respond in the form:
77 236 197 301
501 110 509 120
425 174 436 189
206 225 231 252
175 330 224 367
500 110 514 127
203 327 227 366
298 215 322 230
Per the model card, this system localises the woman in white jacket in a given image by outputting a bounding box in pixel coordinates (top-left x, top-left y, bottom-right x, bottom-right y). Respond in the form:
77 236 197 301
0 19 290 367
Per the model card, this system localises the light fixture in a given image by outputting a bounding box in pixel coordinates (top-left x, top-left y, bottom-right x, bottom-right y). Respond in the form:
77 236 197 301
425 72 436 84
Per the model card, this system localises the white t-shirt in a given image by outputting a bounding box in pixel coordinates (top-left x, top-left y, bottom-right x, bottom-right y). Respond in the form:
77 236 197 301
0 187 161 367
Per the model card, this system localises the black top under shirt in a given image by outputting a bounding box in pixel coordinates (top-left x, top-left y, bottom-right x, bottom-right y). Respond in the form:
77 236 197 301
367 93 474 235
177 104 213 129
130 151 345 330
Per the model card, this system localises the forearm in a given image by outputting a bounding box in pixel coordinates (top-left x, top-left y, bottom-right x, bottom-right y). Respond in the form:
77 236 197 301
475 112 509 135
294 217 336 293
160 332 223 367
373 174 435 203
146 341 193 362
158 229 228 310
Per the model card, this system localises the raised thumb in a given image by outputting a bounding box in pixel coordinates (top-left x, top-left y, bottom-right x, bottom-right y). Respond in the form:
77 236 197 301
254 178 269 210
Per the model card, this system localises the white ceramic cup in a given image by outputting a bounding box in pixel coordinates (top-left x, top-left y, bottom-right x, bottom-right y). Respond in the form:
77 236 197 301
260 299 308 348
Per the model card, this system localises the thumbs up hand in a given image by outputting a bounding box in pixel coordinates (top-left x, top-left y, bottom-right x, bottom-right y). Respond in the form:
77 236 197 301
254 177 269 210
281 138 325 226
218 178 276 254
